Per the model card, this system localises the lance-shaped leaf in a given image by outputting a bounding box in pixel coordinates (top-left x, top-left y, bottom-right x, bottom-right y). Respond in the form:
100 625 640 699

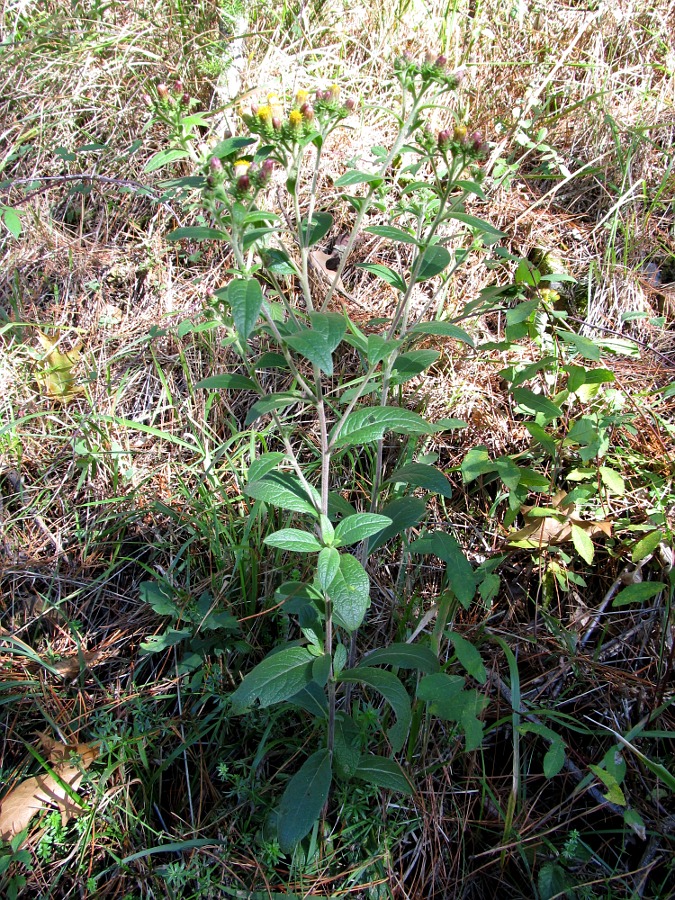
364 225 420 245
301 211 333 246
245 472 319 517
383 462 453 499
414 244 452 282
328 554 370 632
277 749 332 852
357 262 407 294
512 387 563 423
338 667 412 752
334 713 362 779
445 211 505 239
367 497 428 554
410 532 476 608
331 407 433 448
317 547 340 590
409 320 475 346
195 374 259 392
353 756 413 794
216 277 263 341
244 391 304 426
230 647 315 711
361 643 439 674
264 529 322 553
334 513 393 547
285 312 346 375
392 350 441 381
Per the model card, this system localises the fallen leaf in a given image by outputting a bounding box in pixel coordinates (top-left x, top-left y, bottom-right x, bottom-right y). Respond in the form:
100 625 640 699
36 331 84 402
0 738 98 841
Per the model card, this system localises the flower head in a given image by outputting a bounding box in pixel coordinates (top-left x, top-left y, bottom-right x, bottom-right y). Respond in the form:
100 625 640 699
257 105 273 127
233 159 251 177
289 109 303 129
295 88 309 106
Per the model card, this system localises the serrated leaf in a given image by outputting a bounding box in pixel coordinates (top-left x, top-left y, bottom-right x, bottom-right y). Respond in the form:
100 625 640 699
383 462 453 499
447 632 486 683
338 667 412 752
245 472 319 517
144 148 190 172
328 554 370 632
410 532 475 607
613 581 665 607
264 529 322 552
357 262 407 294
230 647 315 710
571 522 595 564
409 321 474 346
361 643 439 674
225 277 264 341
317 547 340 590
277 749 332 852
353 756 413 794
367 497 428 554
334 513 393 547
364 225 419 245
331 407 433 448
631 530 664 563
512 387 563 422
195 374 259 391
414 244 452 282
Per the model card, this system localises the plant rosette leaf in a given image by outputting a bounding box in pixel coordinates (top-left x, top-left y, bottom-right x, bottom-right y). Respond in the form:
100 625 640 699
277 749 332 852
230 647 315 711
338 667 412 752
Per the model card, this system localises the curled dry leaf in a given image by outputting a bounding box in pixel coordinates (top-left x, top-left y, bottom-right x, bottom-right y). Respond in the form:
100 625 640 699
508 491 612 550
0 735 98 841
36 331 84 403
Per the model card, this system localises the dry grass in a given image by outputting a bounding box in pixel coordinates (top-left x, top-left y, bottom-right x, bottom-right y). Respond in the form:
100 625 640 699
1 0 674 897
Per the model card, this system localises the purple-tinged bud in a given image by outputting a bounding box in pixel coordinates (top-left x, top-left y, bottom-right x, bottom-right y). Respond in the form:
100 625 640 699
250 102 258 115
425 50 435 64
157 83 169 101
300 102 314 121
206 175 215 189
453 67 466 85
316 89 323 102
437 129 451 149
174 79 183 93
181 93 190 106
435 54 447 68
344 97 356 111
142 93 153 107
272 116 282 130
470 131 483 151
262 158 275 174
322 89 331 102
209 155 223 172
237 174 250 191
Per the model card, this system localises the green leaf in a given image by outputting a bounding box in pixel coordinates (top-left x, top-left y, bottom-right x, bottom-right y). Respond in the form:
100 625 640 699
506 298 540 324
285 312 346 375
328 554 370 632
144 148 190 172
335 170 383 187
383 462 453 498
588 764 626 806
417 675 487 751
338 667 412 752
392 350 441 379
445 212 505 238
334 513 393 547
543 741 566 779
525 422 557 456
244 391 304 426
356 262 407 294
557 330 600 361
212 136 256 159
264 529 322 552
277 749 332 852
140 581 177 616
312 653 331 687
195 374 259 391
599 466 625 496
447 632 486 684
166 226 227 241
367 497 428 554
538 862 574 900
353 756 413 794
512 387 563 422
301 211 333 247
361 643 439 674
417 672 465 703
230 647 315 710
409 321 474 346
414 244 452 282
1 206 21 237
632 530 664 563
331 407 433 448
245 472 319 517
461 447 495 483
364 225 419 245
571 522 595 564
247 452 285 482
410 532 475 607
613 581 666 607
317 547 340 590
334 714 361 778
367 335 402 365
225 277 264 341
141 628 192 652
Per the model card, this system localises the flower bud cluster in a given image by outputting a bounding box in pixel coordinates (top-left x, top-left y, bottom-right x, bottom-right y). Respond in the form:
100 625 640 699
204 153 275 200
239 84 356 144
437 124 488 160
394 51 462 90
150 77 192 111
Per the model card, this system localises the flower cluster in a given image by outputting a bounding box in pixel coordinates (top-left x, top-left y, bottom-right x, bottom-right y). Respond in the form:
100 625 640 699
204 154 275 201
394 51 462 90
145 78 192 111
437 125 488 161
239 86 356 145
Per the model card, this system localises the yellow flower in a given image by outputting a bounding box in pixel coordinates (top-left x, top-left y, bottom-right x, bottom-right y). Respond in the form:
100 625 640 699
267 91 283 119
295 89 309 106
289 109 303 128
328 83 340 102
257 105 273 127
233 159 251 177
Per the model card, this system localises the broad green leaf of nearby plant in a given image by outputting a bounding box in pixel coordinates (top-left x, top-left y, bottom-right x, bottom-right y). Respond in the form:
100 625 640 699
392 350 441 380
410 532 476 607
167 226 228 241
264 529 323 552
328 554 370 632
331 407 434 447
245 472 320 517
631 530 664 563
414 244 452 282
317 547 341 590
221 277 264 341
333 513 393 547
277 749 332 852
417 673 487 751
356 262 407 294
461 447 496 483
333 714 362 778
613 581 666 607
230 647 315 710
353 756 413 794
244 391 304 426
588 764 626 806
383 462 453 498
195 374 260 391
144 148 190 172
301 211 333 246
447 632 486 683
409 320 475 346
338 667 412 752
511 387 563 422
571 522 595 564
285 313 346 375
361 643 440 674
367 497 428 554
445 211 505 239
364 224 419 245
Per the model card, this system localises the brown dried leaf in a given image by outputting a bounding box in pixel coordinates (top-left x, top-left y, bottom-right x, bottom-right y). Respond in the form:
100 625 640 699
508 512 612 549
0 739 98 841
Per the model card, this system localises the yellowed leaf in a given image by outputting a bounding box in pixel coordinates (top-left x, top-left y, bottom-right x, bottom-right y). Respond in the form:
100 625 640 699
508 507 612 549
0 738 98 841
36 331 84 402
